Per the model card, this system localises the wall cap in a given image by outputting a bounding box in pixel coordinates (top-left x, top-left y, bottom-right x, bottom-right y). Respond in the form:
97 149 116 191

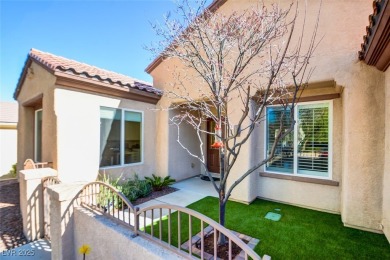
47 182 87 202
19 168 57 181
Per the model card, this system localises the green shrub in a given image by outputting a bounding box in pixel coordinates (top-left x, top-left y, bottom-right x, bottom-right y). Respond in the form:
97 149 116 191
145 174 175 191
9 163 17 178
96 173 154 204
97 174 123 209
123 188 138 202
121 174 152 202
138 180 152 197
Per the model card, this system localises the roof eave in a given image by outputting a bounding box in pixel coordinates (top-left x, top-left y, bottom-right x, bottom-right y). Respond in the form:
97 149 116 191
54 71 162 105
145 56 165 74
13 58 33 100
359 0 390 71
13 54 57 100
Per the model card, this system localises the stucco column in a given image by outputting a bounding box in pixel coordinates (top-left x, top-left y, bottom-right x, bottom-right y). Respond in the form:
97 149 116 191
341 63 385 232
155 104 170 178
19 168 57 241
383 68 390 241
47 182 86 260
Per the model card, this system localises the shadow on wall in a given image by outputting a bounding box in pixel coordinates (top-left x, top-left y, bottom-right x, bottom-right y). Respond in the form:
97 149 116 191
61 201 76 259
25 185 43 241
52 186 88 260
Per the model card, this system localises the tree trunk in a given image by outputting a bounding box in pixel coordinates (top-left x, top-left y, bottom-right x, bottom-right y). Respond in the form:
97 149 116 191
218 196 227 245
218 146 227 245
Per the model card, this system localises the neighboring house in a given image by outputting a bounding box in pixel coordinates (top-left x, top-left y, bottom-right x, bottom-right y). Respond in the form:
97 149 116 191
15 49 162 182
0 101 18 176
145 0 390 242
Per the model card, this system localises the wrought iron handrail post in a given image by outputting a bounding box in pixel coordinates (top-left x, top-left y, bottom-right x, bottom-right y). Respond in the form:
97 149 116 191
134 206 139 236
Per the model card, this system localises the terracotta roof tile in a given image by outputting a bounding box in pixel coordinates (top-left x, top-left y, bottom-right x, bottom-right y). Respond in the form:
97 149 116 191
358 0 388 60
16 49 162 98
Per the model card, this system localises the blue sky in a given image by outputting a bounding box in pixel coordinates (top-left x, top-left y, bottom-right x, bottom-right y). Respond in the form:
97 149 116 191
0 0 182 101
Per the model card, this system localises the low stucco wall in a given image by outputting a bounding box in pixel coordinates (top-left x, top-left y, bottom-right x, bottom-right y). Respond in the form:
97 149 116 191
73 207 185 260
48 183 184 259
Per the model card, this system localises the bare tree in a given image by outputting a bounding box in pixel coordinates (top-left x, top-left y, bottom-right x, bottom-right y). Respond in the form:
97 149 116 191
148 0 320 244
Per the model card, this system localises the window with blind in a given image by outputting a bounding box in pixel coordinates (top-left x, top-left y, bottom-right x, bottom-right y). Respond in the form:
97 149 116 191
265 102 331 178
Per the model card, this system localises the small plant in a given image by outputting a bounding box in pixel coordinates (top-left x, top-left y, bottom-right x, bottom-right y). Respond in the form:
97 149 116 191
99 173 122 189
97 174 123 209
145 174 176 191
123 188 138 202
8 163 17 178
138 180 152 197
122 174 152 202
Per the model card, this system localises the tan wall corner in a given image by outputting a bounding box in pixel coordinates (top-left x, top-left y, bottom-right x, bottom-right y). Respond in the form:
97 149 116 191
382 68 390 242
341 63 385 232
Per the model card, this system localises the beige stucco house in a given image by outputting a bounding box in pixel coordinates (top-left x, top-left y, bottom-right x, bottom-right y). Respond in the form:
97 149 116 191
15 49 162 183
15 0 389 244
145 0 390 242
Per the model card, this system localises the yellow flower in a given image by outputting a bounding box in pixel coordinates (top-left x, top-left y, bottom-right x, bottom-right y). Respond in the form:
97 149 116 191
78 244 91 255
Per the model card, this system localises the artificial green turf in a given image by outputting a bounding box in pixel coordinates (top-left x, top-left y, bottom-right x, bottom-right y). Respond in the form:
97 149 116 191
145 196 390 259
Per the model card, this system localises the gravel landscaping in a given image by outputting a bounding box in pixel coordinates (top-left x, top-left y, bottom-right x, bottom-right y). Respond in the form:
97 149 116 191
0 180 28 252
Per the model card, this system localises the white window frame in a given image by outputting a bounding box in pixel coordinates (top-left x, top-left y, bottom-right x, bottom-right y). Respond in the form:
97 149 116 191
34 109 43 162
99 107 144 169
264 100 333 180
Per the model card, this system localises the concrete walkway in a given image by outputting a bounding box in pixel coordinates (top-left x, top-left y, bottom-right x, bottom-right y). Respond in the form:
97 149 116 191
144 175 218 207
